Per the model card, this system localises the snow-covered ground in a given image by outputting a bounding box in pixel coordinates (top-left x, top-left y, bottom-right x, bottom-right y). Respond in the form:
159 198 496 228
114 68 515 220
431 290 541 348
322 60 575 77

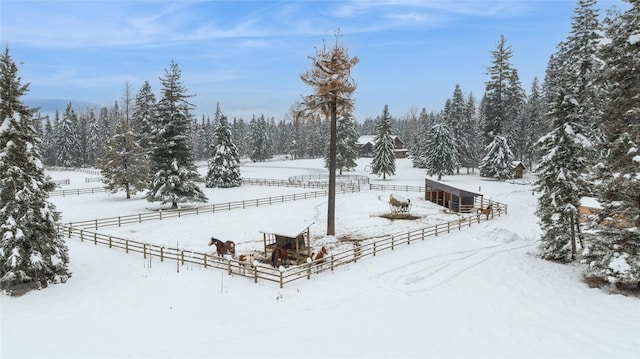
2 158 638 359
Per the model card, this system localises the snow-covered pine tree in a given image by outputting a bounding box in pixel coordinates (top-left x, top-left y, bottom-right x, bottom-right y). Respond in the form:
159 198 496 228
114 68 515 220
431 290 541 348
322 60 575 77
55 102 81 167
99 119 148 199
410 108 433 168
206 114 241 188
146 61 207 208
325 115 359 174
444 84 465 174
249 115 273 162
483 35 519 147
371 104 396 180
479 135 514 180
0 47 70 295
535 88 591 262
462 93 482 172
423 123 459 181
131 80 156 155
583 1 640 290
521 77 547 168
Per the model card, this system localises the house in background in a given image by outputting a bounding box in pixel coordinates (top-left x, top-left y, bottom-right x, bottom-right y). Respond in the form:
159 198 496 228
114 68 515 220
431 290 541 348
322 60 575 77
357 135 408 159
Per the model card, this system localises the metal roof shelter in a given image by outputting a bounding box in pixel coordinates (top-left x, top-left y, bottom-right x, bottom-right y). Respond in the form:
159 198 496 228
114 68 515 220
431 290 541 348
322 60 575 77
425 178 484 213
259 219 314 258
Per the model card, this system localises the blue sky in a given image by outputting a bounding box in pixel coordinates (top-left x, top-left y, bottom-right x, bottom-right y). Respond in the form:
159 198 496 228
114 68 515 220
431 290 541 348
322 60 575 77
0 0 624 121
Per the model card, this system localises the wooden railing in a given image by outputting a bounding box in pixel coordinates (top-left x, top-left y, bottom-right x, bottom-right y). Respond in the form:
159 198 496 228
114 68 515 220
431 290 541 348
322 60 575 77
66 187 360 230
62 194 507 288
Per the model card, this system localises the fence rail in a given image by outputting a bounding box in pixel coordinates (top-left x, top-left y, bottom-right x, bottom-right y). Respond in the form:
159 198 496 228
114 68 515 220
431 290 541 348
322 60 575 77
63 194 507 288
50 187 109 197
370 183 424 192
66 187 360 230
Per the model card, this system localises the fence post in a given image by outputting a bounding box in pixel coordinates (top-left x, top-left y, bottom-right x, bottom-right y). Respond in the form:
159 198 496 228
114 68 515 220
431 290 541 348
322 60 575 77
118 216 121 227
126 240 129 253
422 228 425 240
447 221 450 233
331 255 334 271
373 241 376 256
138 214 141 224
80 229 83 242
181 251 185 265
407 232 410 245
435 224 438 237
144 244 147 259
67 227 72 238
307 263 311 279
228 261 232 275
109 236 112 248
279 269 284 289
94 233 97 245
391 236 395 250
204 254 207 268
160 247 164 261
95 219 98 230
159 210 162 220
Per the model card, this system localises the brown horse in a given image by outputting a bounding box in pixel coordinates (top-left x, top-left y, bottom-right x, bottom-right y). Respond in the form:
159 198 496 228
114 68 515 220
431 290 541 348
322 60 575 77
477 204 493 220
208 237 236 257
310 246 328 265
271 243 292 268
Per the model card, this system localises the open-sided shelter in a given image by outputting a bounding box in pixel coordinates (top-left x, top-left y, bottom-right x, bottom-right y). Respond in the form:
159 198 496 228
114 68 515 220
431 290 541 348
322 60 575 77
425 178 483 213
259 219 314 258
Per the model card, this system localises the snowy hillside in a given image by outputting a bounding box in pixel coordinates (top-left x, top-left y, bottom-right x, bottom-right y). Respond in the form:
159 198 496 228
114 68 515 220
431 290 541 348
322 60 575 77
1 158 638 359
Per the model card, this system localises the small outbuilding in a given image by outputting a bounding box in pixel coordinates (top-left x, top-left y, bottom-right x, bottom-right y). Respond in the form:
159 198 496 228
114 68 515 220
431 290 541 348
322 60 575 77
425 178 483 213
512 161 527 179
259 219 314 259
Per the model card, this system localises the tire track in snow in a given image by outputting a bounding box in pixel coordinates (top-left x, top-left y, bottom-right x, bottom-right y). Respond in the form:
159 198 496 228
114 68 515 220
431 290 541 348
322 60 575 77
374 242 532 294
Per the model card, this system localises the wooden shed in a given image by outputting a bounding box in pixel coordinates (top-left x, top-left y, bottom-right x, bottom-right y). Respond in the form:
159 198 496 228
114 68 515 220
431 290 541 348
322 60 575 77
259 219 314 259
425 178 483 213
512 161 527 179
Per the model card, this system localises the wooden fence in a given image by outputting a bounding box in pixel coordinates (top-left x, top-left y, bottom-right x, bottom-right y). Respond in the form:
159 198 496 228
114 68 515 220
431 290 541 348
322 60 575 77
50 187 109 197
370 183 424 192
66 187 359 230
63 196 507 288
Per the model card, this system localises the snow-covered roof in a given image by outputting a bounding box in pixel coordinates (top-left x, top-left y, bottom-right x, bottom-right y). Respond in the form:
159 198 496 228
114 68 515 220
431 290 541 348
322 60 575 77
259 219 314 238
357 135 402 146
357 135 376 145
580 196 603 210
511 161 526 169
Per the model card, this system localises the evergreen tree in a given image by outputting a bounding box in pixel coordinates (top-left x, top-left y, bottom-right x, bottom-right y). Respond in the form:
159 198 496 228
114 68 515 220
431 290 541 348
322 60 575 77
371 105 396 180
444 84 465 174
325 115 359 174
55 103 81 167
206 114 242 188
483 35 523 147
146 61 207 208
131 80 156 155
41 117 56 166
535 89 592 262
249 115 273 162
424 123 459 181
462 93 482 172
99 119 148 199
522 77 547 167
0 47 70 295
479 135 514 180
411 108 433 168
583 1 640 290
